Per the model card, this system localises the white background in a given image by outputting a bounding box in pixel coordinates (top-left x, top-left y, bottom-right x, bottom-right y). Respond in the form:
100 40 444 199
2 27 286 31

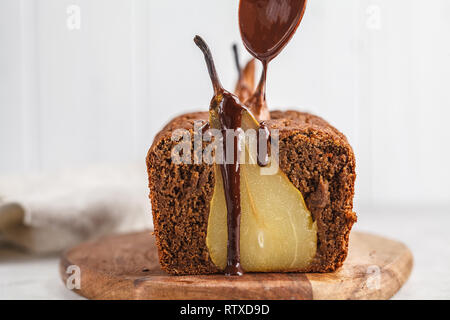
1 0 450 211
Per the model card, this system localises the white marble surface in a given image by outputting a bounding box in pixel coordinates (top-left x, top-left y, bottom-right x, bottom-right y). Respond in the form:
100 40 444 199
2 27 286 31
1 209 449 300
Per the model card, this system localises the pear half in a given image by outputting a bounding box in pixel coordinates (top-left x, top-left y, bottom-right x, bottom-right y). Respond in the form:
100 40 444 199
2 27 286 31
206 109 318 272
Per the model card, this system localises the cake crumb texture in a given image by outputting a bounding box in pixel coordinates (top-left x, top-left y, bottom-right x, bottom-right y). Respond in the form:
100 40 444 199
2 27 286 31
147 111 356 275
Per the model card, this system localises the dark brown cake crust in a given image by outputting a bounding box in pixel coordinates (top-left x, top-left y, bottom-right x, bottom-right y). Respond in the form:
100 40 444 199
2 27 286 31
147 110 356 275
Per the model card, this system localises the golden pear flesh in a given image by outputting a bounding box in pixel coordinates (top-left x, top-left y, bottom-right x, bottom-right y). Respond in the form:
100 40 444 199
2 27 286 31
206 149 318 272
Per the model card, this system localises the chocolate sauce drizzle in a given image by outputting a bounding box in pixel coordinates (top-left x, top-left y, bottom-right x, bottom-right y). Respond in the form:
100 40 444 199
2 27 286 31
194 0 306 276
239 0 308 122
218 94 245 276
257 122 271 167
195 36 246 275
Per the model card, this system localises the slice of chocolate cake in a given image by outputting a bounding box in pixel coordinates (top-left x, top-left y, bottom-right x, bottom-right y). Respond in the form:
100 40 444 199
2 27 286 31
146 110 356 275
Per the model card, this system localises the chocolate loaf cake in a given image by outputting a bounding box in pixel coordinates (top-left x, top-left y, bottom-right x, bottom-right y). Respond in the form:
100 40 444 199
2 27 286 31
147 1 356 276
147 110 356 275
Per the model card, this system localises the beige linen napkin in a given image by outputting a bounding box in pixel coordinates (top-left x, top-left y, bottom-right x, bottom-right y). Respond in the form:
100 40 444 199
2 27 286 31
0 163 152 253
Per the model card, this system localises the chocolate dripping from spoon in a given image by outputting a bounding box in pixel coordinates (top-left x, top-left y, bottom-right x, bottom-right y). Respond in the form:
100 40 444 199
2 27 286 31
239 0 308 122
194 0 308 276
233 44 271 167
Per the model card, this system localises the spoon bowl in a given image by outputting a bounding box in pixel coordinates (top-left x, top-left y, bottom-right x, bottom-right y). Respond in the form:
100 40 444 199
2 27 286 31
239 0 308 62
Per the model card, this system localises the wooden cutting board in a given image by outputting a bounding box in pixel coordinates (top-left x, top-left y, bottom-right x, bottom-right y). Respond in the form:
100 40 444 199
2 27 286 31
59 231 413 300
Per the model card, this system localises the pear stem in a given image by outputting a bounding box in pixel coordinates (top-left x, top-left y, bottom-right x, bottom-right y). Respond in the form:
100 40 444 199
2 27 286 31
194 35 222 95
232 43 242 78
